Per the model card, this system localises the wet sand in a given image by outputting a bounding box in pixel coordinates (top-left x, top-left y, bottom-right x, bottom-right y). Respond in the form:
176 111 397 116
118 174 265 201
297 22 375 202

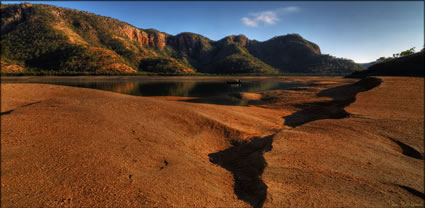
1 76 423 207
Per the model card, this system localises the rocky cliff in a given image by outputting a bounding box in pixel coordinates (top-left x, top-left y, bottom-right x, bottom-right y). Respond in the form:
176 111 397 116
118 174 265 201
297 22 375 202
1 3 363 74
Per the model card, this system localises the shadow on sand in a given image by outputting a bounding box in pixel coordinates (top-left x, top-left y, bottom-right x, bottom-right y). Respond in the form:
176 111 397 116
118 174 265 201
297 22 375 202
283 77 382 127
209 136 274 208
0 101 43 116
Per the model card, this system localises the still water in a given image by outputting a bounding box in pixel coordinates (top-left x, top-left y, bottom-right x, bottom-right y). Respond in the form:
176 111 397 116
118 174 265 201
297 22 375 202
4 77 305 105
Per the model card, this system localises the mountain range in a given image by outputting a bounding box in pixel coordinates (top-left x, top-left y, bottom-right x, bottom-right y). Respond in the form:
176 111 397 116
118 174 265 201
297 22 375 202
1 3 364 75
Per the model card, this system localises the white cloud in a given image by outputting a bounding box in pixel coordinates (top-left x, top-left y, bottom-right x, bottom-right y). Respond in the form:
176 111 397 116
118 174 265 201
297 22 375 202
241 17 259 27
241 6 300 27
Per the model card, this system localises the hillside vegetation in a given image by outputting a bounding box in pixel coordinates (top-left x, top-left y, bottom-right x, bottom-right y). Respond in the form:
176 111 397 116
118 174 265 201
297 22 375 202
1 3 363 75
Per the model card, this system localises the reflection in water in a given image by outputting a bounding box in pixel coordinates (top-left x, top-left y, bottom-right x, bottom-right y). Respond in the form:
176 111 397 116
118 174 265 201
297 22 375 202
110 82 139 94
19 79 304 106
135 82 197 97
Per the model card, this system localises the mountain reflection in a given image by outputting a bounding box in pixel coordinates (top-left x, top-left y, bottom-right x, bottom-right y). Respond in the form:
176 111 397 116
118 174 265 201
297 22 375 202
39 79 304 105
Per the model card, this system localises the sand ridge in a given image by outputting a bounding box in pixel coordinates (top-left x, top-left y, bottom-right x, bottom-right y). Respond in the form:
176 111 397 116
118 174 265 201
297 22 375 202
1 82 284 207
1 77 424 207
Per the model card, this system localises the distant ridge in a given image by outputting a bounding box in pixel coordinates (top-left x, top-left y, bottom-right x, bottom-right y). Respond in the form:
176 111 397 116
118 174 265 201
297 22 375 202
1 3 363 74
347 51 424 78
358 61 379 68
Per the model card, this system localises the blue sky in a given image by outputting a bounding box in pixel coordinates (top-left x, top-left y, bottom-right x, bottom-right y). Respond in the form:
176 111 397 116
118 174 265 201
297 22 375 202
5 1 424 63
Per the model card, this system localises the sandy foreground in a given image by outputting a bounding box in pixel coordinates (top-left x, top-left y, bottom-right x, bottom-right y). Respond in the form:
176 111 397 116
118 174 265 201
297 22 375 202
1 77 423 207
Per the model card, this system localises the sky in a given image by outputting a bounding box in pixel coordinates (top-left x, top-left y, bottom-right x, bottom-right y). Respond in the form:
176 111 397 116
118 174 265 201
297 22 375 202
5 1 424 63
